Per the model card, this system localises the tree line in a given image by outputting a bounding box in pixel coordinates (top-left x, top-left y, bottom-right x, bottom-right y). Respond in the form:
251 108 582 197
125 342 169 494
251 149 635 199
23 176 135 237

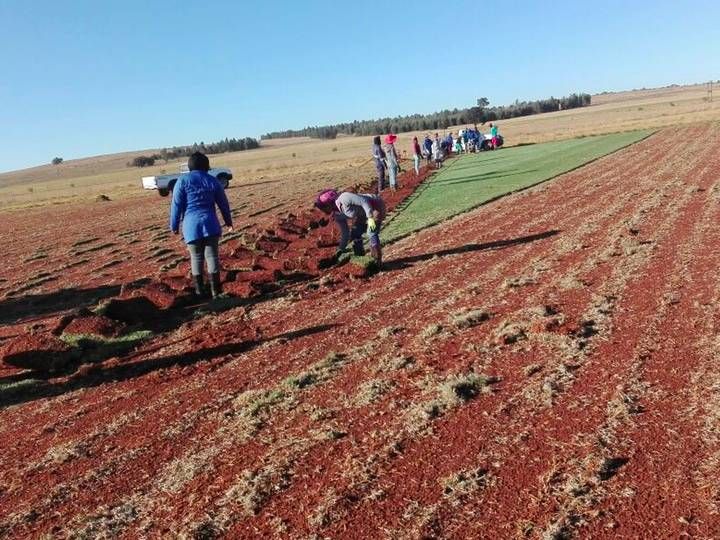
261 93 592 140
129 137 261 167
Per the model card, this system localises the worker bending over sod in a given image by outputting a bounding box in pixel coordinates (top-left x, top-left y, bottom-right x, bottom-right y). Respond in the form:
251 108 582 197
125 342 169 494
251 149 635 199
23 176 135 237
315 189 386 266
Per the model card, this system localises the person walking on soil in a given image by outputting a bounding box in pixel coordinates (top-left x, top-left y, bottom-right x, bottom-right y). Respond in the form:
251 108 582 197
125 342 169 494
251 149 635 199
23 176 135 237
412 136 423 176
170 151 233 298
372 136 387 193
314 189 385 265
384 134 400 191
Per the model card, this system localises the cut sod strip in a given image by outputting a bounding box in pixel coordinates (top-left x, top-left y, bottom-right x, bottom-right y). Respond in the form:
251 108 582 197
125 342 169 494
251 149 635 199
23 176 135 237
383 130 653 243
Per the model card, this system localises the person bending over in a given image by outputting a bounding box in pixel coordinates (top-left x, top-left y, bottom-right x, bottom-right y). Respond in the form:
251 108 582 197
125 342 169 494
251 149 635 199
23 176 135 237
315 189 386 266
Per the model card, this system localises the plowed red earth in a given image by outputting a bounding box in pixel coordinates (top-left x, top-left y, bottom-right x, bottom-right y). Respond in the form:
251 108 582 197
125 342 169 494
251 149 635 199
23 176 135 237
3 125 720 538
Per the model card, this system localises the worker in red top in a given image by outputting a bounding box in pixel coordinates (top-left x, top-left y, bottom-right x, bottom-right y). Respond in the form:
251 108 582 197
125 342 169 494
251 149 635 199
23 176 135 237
412 136 422 176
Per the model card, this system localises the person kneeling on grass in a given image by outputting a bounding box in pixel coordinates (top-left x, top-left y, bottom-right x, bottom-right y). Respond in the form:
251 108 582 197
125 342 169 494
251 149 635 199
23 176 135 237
314 189 386 266
170 151 233 298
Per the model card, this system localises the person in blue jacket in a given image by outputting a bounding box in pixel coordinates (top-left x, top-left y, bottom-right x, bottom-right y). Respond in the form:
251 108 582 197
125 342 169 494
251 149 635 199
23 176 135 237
170 152 233 298
423 135 433 164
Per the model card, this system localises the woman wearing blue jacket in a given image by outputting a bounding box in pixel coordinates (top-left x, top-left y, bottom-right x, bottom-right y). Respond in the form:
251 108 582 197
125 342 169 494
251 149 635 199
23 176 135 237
170 152 233 298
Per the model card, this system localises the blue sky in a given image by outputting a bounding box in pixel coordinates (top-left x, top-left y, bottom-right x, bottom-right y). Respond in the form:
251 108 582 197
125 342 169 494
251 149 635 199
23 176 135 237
1 0 719 173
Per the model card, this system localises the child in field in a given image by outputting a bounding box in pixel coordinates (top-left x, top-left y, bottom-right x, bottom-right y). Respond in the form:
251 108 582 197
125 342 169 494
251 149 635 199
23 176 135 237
315 189 386 265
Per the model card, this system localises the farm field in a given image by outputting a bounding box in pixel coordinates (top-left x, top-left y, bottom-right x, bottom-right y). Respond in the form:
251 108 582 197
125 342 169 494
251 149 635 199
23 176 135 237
383 130 650 242
2 123 720 537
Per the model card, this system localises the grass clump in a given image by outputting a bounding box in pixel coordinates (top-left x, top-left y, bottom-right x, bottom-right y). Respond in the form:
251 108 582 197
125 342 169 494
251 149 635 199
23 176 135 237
0 378 45 403
439 373 493 404
451 309 491 329
421 324 443 339
60 330 153 362
441 467 489 497
377 325 404 339
349 254 380 274
75 242 116 255
376 355 415 372
352 378 394 406
280 352 347 391
23 251 48 262
243 389 287 417
284 372 318 389
412 373 498 426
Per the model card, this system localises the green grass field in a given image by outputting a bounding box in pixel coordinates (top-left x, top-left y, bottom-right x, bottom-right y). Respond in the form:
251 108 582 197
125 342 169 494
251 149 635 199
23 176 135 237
383 130 652 243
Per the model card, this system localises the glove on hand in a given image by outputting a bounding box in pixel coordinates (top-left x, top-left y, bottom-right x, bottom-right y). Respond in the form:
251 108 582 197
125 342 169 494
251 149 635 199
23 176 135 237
367 217 377 233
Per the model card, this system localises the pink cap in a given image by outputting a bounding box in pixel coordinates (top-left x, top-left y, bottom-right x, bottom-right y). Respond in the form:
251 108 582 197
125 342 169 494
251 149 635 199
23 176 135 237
384 134 397 145
315 189 338 207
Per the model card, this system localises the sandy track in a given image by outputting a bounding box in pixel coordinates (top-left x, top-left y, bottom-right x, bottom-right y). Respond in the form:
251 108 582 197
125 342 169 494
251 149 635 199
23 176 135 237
2 125 720 538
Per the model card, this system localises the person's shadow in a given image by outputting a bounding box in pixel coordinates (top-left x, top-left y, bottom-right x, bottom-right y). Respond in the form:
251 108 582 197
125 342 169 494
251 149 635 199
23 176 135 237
383 230 560 271
0 323 339 409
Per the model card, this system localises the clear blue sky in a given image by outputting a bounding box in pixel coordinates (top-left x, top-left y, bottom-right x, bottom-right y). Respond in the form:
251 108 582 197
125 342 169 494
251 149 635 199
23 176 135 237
1 0 719 173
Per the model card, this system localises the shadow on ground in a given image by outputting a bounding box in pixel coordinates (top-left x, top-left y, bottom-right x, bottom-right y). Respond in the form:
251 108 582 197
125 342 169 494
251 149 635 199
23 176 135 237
383 230 560 271
0 285 123 325
0 323 340 409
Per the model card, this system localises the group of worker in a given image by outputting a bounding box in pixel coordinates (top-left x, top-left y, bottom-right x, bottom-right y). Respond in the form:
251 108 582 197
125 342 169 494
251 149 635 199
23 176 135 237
172 122 503 296
372 125 501 193
170 151 386 299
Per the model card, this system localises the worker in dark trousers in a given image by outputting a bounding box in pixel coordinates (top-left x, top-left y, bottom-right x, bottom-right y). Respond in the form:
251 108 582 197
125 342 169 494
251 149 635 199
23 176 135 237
315 189 385 266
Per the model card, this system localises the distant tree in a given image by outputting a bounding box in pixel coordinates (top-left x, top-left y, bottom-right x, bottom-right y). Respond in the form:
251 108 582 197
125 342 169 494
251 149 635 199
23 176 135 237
51 157 63 165
129 155 156 167
261 92 591 139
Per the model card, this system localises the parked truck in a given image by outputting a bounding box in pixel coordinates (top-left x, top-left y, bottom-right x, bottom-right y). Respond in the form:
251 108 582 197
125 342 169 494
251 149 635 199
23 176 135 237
142 166 233 197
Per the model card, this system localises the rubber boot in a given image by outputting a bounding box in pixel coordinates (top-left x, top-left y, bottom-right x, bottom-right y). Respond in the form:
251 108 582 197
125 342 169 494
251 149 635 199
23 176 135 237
192 274 205 297
352 240 365 257
210 272 222 298
370 245 382 268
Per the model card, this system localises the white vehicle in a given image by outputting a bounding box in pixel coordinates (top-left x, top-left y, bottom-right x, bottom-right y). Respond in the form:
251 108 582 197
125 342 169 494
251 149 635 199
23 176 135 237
142 166 233 197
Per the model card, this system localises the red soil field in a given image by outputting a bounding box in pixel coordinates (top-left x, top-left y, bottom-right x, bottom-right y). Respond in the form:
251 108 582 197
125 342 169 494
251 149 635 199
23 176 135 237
2 124 720 538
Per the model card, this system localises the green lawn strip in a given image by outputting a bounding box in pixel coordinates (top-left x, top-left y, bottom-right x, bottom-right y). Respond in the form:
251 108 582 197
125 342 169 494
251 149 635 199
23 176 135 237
382 130 653 244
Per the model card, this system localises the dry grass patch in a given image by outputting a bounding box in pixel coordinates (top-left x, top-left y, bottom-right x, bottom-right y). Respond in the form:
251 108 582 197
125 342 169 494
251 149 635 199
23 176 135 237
502 275 537 289
282 351 348 390
411 373 499 426
377 325 404 339
441 467 491 500
376 354 415 373
493 320 528 345
451 309 491 329
421 323 444 340
222 465 293 517
351 378 395 406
